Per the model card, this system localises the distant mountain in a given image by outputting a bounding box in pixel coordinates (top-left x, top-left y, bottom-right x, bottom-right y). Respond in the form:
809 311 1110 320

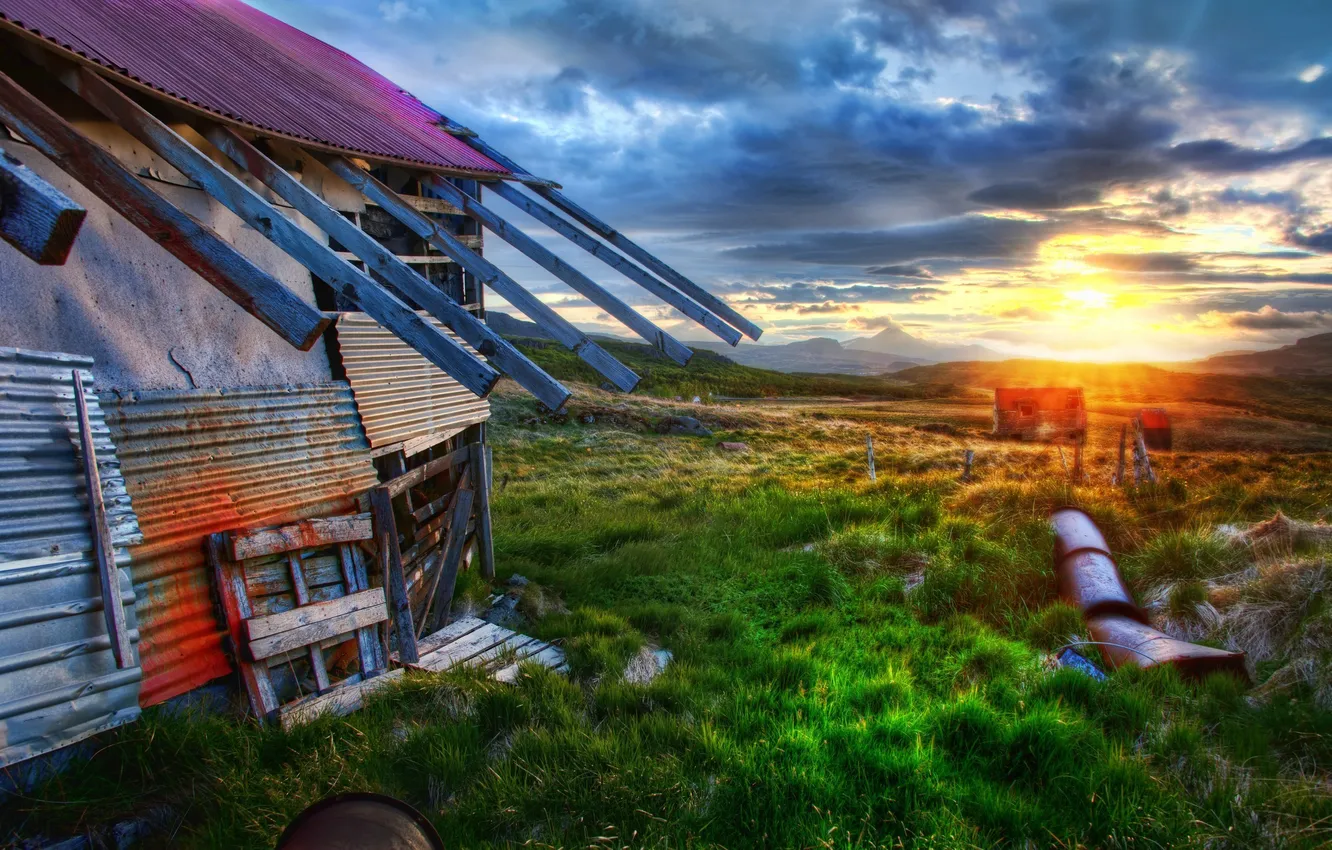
485 311 554 340
1181 333 1332 376
689 337 928 376
845 323 1002 361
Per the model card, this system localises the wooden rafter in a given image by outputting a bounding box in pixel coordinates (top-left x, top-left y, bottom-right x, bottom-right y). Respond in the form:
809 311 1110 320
0 148 85 264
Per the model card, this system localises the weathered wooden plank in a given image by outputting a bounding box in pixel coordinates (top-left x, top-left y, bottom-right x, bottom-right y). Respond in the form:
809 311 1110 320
71 371 133 670
409 491 451 526
414 622 510 672
338 544 382 676
423 487 475 634
493 645 567 683
384 445 471 499
369 486 418 663
207 534 279 720
247 604 387 661
472 443 495 581
335 251 452 265
426 176 692 365
433 113 762 340
204 128 569 411
467 634 542 670
227 513 373 560
0 66 327 350
486 180 741 346
0 148 85 264
279 668 404 730
55 67 499 398
323 156 640 394
413 616 488 658
243 588 386 642
411 464 469 546
284 551 331 691
245 554 344 599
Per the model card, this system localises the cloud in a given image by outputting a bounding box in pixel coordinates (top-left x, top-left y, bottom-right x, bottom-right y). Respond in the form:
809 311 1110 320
849 315 909 330
1166 137 1332 173
1287 225 1332 254
770 301 856 314
1201 305 1332 331
997 305 1053 321
1084 252 1198 272
968 181 1102 210
734 281 942 303
865 264 935 278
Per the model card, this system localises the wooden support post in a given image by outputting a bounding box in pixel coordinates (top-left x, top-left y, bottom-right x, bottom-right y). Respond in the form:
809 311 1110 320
369 487 418 663
1113 424 1127 485
207 533 279 720
202 128 571 411
485 180 742 346
962 449 974 483
1072 443 1084 483
285 551 330 693
1133 419 1157 485
323 156 640 393
0 66 327 350
471 442 496 580
0 149 85 264
1058 445 1069 478
426 488 476 634
71 370 133 670
56 66 499 399
432 114 762 341
865 433 876 482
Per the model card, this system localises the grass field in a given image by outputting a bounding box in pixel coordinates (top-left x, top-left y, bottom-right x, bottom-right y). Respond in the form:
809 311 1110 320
6 373 1332 848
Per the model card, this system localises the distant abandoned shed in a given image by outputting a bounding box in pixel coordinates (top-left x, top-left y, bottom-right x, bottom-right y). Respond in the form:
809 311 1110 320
993 387 1086 441
1138 408 1171 450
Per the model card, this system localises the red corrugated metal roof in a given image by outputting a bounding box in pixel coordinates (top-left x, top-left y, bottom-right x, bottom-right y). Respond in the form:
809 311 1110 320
0 0 510 175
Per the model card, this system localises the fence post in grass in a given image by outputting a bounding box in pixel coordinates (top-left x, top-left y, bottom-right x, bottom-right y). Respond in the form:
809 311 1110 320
1113 424 1127 485
1133 418 1157 485
865 433 876 483
962 449 974 482
1072 442 1084 483
1058 445 1069 478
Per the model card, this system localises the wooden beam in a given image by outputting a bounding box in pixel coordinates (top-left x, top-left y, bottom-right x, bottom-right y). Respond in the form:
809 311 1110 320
487 180 741 346
207 533 279 720
204 127 570 411
421 487 474 635
323 156 641 394
243 588 387 642
471 442 495 580
247 604 388 661
279 668 403 730
433 114 762 340
0 148 85 264
56 65 500 399
426 176 693 365
369 486 418 663
227 512 373 561
71 370 133 670
0 66 327 350
383 444 471 499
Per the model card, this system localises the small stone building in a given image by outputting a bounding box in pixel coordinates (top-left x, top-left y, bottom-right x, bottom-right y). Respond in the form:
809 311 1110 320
993 387 1086 441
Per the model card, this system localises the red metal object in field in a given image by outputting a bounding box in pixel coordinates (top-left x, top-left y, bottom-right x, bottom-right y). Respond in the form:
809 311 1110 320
0 0 509 175
1049 507 1247 680
1137 407 1172 450
993 387 1086 441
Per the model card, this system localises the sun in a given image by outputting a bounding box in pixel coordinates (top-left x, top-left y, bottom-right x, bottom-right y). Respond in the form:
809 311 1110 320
1063 288 1114 309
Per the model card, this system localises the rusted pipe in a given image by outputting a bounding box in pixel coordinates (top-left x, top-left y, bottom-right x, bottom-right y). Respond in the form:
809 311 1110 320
1050 507 1248 680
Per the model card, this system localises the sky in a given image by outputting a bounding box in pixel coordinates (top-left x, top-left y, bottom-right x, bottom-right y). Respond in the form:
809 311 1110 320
256 0 1332 361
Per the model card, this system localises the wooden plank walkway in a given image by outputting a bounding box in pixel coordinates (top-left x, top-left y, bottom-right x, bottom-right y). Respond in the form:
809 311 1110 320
402 616 567 681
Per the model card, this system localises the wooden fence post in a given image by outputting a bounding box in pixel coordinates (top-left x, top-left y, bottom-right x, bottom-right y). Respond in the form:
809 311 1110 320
1133 419 1157 485
865 433 876 482
472 442 495 580
1113 424 1127 485
962 449 974 482
1072 443 1084 483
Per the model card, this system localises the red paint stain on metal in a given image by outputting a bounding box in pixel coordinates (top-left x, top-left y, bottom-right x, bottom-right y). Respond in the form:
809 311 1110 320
0 0 508 175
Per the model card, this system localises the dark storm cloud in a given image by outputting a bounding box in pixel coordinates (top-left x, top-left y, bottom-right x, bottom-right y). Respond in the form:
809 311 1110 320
865 264 935 278
1085 252 1198 272
968 181 1102 211
1166 138 1332 173
1287 225 1332 254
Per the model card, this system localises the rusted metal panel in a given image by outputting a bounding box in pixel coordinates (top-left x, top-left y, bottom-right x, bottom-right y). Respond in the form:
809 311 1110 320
105 383 378 706
993 387 1085 441
1138 408 1171 450
334 313 489 457
0 0 509 175
0 347 143 767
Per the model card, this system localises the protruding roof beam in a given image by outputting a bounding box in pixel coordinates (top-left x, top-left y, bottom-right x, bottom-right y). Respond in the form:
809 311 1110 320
436 116 762 341
322 157 641 394
57 64 500 399
203 126 572 411
486 179 741 347
0 148 86 264
423 176 693 366
0 65 328 350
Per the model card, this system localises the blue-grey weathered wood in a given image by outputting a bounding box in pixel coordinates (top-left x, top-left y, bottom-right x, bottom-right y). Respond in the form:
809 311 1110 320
203 127 570 410
59 65 499 399
324 157 641 393
435 115 762 341
487 180 741 346
0 67 327 350
0 149 85 264
425 176 693 366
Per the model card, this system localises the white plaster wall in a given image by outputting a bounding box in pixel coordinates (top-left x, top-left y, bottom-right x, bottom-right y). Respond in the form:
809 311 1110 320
0 120 351 392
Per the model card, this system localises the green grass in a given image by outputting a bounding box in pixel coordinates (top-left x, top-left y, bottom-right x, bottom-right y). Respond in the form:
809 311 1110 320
6 392 1332 848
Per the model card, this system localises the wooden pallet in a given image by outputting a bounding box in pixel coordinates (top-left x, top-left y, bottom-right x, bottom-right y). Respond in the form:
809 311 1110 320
404 616 567 681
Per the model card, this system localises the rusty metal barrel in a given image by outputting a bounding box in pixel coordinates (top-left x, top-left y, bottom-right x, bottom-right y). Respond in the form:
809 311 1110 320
1050 507 1248 680
277 793 444 849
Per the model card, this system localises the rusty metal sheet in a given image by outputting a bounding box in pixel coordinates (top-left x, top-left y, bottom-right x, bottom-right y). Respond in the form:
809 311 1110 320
334 312 489 457
0 0 509 175
0 347 143 767
105 383 378 706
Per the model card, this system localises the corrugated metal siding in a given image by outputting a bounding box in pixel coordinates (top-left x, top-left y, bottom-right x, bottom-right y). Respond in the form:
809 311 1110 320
0 347 143 767
335 312 490 453
105 384 378 706
0 0 509 175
